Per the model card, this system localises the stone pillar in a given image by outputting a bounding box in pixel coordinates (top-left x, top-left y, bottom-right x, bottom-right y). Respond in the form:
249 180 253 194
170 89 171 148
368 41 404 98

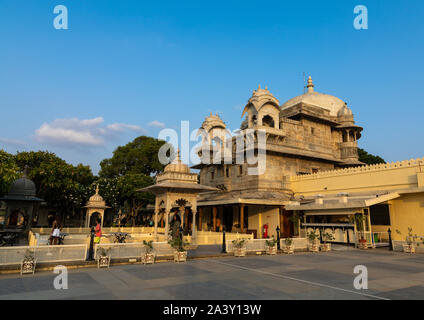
180 207 185 228
240 205 245 233
218 206 223 232
198 207 203 231
213 207 217 231
154 209 159 241
164 210 170 240
192 209 197 244
185 208 190 229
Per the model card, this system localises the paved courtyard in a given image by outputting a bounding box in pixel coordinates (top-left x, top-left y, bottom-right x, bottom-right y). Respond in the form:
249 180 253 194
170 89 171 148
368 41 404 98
0 249 423 300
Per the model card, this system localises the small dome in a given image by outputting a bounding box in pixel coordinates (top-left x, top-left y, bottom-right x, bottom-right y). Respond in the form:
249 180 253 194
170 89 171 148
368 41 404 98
281 77 346 116
201 113 226 132
86 185 106 207
164 150 190 174
338 104 353 117
8 174 36 197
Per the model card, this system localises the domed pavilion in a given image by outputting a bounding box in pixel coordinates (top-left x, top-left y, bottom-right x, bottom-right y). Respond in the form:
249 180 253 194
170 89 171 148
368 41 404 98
139 150 218 243
0 169 43 233
84 185 110 228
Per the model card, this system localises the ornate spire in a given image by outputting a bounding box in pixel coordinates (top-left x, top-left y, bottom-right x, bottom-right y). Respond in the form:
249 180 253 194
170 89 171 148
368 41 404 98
95 184 99 194
307 76 314 93
22 165 29 178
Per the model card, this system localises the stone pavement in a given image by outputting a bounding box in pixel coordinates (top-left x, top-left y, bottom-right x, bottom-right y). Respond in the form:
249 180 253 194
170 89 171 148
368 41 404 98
0 249 423 300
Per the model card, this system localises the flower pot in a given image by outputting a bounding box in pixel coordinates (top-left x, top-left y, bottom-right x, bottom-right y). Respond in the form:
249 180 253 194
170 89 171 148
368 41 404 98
309 242 320 253
403 244 415 254
97 256 110 268
283 245 294 254
358 240 368 250
21 258 37 275
321 243 331 252
174 251 187 263
141 253 155 264
266 245 277 255
234 247 247 257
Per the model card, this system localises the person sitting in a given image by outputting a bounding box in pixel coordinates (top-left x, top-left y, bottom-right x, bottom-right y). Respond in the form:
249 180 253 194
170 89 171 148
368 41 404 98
49 217 61 245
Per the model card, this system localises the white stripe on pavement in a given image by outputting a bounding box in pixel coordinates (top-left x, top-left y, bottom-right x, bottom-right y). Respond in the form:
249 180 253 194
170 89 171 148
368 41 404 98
204 259 389 300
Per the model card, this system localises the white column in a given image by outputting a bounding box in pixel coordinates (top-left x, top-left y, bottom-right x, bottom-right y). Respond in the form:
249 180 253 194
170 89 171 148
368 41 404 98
191 209 197 245
165 210 170 240
180 207 185 228
154 209 159 241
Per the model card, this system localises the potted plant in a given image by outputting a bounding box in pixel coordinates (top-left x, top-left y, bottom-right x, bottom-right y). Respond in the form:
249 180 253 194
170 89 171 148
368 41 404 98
396 228 416 253
307 231 320 253
232 238 247 257
96 247 111 268
283 237 294 254
21 249 36 275
265 236 278 255
353 215 368 250
168 237 188 263
141 240 155 264
321 232 334 252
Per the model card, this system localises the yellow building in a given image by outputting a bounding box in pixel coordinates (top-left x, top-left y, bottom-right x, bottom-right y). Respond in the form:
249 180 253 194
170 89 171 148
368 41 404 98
287 158 424 245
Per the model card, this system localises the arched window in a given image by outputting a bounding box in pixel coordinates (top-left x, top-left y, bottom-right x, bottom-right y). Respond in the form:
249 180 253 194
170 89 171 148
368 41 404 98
262 115 275 128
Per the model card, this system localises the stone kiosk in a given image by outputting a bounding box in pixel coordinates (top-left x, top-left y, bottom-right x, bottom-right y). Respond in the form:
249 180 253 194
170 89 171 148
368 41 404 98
84 186 110 228
139 151 218 243
0 170 43 234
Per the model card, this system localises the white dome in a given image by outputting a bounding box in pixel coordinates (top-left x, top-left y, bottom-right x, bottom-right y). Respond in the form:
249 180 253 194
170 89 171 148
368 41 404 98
281 77 346 116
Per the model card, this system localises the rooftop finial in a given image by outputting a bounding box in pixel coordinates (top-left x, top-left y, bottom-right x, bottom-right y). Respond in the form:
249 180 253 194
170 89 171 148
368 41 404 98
307 76 314 93
258 84 261 90
95 184 99 194
23 165 29 178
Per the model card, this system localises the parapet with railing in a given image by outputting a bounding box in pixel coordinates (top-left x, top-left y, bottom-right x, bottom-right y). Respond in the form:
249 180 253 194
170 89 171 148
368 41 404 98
290 157 424 182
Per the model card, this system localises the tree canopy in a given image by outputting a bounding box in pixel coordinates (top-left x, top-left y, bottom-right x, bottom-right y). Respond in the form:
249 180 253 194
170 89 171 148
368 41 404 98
358 148 385 165
99 136 166 178
0 150 20 197
2 150 95 213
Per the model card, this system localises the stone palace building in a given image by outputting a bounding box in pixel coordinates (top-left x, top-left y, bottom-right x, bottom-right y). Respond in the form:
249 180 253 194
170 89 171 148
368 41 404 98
192 77 366 239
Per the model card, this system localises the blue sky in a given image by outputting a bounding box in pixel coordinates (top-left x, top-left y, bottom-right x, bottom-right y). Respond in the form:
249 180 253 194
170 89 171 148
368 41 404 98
0 0 423 174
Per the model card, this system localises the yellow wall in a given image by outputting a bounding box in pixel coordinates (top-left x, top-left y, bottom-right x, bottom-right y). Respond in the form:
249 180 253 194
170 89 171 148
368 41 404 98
290 159 423 195
248 205 279 238
388 194 424 240
289 158 424 239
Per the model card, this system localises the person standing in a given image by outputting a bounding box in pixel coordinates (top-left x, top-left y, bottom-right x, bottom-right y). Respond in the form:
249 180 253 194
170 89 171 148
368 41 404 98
171 214 181 240
94 218 102 244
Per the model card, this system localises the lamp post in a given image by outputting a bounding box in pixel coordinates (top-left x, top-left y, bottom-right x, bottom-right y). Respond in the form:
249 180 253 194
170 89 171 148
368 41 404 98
276 226 281 250
87 227 95 261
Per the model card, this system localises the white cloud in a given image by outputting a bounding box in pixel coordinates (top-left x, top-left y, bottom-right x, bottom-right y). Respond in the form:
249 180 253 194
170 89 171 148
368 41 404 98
147 120 166 128
35 117 145 147
0 138 26 147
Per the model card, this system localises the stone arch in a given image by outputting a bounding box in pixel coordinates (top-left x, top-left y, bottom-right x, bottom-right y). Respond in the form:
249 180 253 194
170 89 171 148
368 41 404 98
89 211 101 227
262 115 275 128
8 209 25 226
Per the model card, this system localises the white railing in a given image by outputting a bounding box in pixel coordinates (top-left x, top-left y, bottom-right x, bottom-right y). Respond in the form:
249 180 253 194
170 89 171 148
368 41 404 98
94 242 174 260
31 227 165 235
392 240 424 253
280 238 308 250
0 245 87 266
198 231 254 245
226 239 268 253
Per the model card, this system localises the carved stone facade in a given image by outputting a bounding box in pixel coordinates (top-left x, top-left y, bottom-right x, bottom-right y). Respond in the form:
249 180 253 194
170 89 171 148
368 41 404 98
193 77 364 238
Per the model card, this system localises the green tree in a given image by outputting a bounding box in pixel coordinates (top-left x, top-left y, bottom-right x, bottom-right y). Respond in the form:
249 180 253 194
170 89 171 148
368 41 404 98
358 148 385 165
117 173 155 226
0 150 20 197
99 136 166 178
14 151 95 216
